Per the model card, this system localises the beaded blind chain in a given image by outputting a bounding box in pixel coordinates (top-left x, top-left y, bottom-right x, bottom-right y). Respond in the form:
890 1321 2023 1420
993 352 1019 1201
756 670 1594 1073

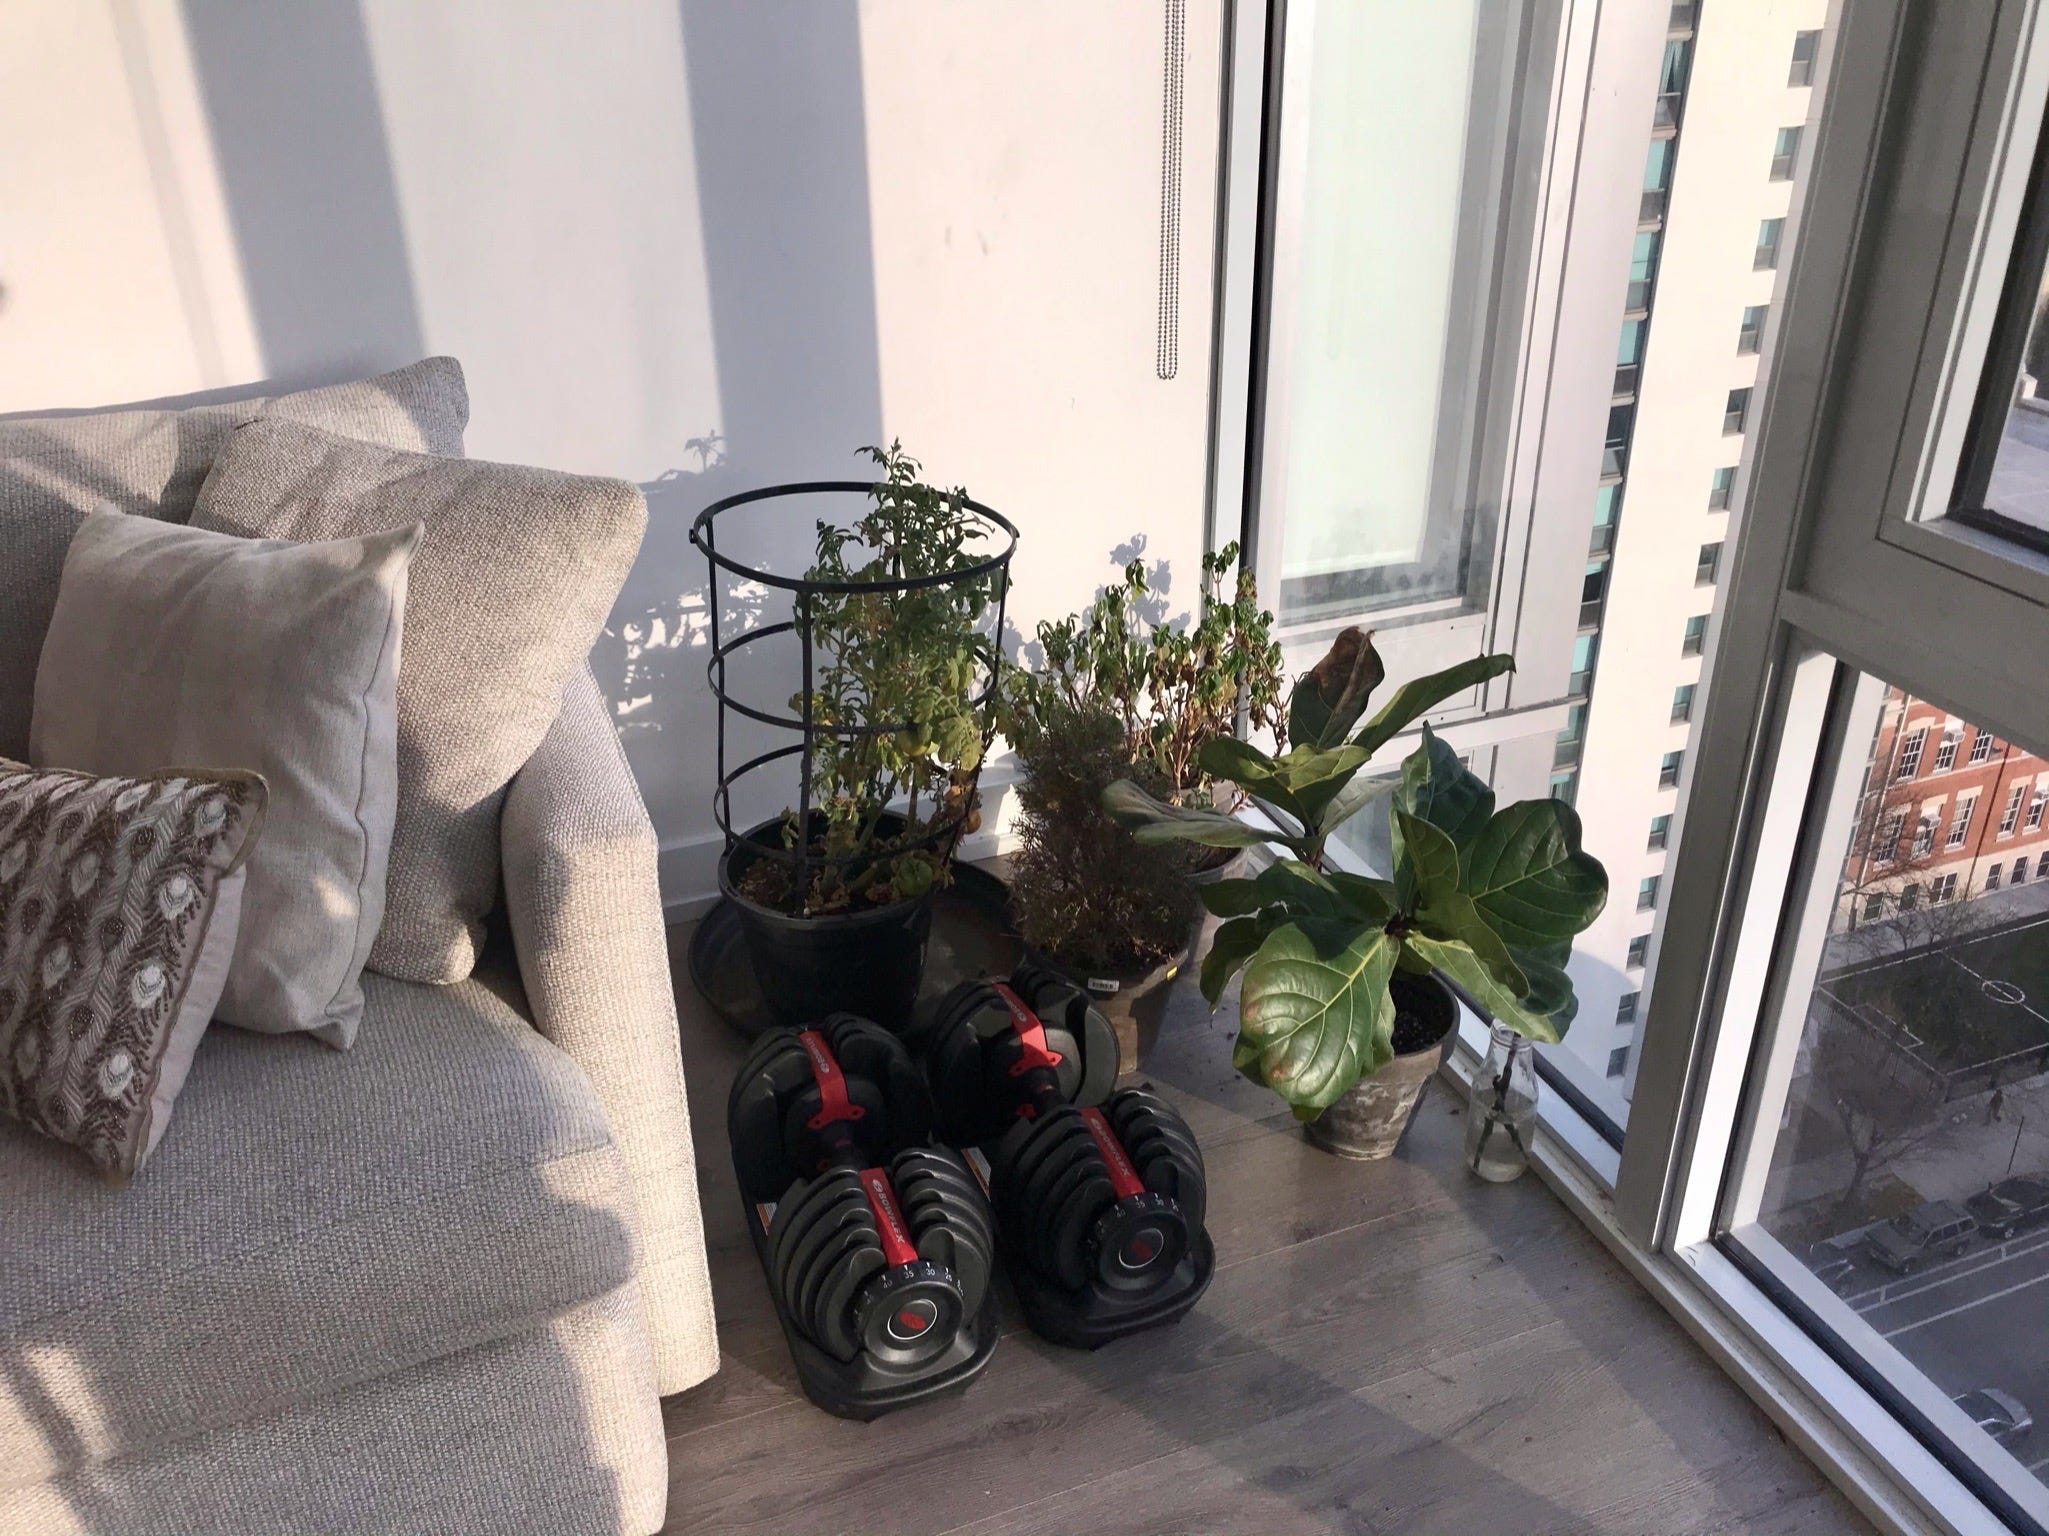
1156 0 1187 380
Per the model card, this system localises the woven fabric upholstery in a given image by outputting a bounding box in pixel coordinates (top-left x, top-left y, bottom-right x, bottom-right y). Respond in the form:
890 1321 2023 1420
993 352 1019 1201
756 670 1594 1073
0 1282 665 1536
0 962 637 1491
0 358 468 762
190 420 647 986
503 668 718 1396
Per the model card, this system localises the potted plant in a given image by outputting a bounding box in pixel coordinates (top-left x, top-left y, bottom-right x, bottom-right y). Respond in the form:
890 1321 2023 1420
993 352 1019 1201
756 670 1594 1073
998 544 1284 1065
710 442 1010 1028
1105 628 1609 1159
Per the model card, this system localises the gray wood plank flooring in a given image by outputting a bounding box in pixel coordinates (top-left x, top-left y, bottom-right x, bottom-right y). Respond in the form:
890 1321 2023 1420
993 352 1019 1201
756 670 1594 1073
661 922 1871 1535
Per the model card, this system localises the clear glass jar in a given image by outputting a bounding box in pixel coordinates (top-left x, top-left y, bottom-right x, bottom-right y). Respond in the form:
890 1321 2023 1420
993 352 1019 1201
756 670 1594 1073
1465 1023 1537 1182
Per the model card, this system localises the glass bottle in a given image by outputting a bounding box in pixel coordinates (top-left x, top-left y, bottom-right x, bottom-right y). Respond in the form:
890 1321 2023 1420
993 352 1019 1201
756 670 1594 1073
1465 1024 1537 1182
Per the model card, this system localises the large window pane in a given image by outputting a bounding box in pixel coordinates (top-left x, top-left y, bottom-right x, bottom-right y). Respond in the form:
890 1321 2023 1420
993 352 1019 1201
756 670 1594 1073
1742 678 2049 1510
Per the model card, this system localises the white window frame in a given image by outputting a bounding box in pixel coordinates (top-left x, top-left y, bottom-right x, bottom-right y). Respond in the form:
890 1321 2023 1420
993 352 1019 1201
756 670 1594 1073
1946 789 1977 847
2000 778 2028 835
1895 725 1927 778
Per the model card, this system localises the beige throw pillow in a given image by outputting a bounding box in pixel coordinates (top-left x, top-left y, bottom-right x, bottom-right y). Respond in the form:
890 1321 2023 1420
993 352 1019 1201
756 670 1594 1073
0 357 469 761
31 511 418 1047
0 760 266 1179
190 418 647 985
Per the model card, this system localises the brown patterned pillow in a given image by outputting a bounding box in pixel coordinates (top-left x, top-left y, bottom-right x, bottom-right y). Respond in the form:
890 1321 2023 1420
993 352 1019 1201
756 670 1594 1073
0 759 265 1179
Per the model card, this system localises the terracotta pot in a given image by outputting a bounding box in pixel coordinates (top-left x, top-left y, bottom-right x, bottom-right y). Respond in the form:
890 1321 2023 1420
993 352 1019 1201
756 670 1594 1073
1023 940 1192 1079
1303 973 1458 1160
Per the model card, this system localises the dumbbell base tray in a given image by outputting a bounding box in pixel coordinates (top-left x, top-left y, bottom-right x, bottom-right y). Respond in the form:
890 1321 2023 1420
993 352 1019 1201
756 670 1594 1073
738 1181 999 1420
1008 1230 1215 1350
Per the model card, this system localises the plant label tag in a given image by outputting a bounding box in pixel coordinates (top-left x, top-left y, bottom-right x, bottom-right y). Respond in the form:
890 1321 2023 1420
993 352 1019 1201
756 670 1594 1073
1086 977 1121 995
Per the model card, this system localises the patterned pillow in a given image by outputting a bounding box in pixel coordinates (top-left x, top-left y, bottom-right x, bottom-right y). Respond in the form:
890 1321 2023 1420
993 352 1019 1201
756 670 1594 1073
0 760 265 1180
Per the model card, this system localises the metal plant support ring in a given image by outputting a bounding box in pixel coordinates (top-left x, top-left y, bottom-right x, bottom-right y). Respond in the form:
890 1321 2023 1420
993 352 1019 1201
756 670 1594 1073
689 480 1018 909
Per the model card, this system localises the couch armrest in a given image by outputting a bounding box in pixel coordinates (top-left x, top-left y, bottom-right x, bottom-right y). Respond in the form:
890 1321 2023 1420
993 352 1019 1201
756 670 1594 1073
502 666 717 1395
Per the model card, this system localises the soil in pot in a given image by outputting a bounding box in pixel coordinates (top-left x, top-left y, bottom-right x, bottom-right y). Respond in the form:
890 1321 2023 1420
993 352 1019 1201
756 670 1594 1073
1305 972 1459 1161
719 813 938 1032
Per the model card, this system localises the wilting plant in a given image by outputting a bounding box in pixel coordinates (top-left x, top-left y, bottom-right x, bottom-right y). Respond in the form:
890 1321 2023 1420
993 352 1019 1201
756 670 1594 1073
1104 629 1609 1116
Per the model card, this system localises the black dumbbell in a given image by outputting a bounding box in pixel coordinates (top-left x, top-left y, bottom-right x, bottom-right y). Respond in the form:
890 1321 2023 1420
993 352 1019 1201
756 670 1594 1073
728 1015 994 1372
918 973 1210 1318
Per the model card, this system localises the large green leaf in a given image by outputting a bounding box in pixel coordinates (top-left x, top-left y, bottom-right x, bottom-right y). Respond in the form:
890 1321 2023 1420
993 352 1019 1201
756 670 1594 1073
1252 858 1357 922
1459 798 1609 951
1200 738 1369 826
1394 726 1495 854
1391 808 1460 916
1199 738 1305 824
1415 890 1525 996
1407 933 1564 1044
1201 914 1270 1005
1234 920 1400 1111
1198 877 1265 918
1316 768 1396 838
1351 653 1516 758
1101 778 1285 852
1508 944 1579 1035
1287 627 1385 747
1323 869 1397 924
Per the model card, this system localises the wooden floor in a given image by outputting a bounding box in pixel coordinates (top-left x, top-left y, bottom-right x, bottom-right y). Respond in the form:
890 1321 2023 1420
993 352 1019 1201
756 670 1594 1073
660 925 1871 1536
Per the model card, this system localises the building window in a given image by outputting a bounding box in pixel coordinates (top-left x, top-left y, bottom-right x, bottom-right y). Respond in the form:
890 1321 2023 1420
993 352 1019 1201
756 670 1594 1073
1770 126 1803 181
1641 140 1674 223
1659 751 1683 789
1617 991 1641 1024
1789 29 1820 86
1549 769 1577 806
1737 305 1767 355
1637 876 1660 912
1754 216 1785 270
1723 387 1752 434
1655 39 1690 129
1695 542 1723 586
1616 319 1646 397
1862 892 1885 921
1931 872 1958 903
1875 809 1905 864
1708 465 1736 509
1900 883 1921 912
1607 1046 1631 1080
1682 615 1708 656
1895 727 1926 779
1628 230 1661 310
1603 403 1634 478
2038 851 2049 880
1911 813 1937 858
1671 684 1696 723
1932 729 1959 772
1627 935 1651 968
1999 781 2028 835
1969 728 1997 764
1945 794 1975 849
1987 865 2003 893
2014 857 2029 886
1648 814 1673 850
2028 788 2047 830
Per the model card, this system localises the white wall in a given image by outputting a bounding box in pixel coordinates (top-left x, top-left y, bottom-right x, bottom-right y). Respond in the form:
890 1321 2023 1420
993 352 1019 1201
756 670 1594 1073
0 0 1222 907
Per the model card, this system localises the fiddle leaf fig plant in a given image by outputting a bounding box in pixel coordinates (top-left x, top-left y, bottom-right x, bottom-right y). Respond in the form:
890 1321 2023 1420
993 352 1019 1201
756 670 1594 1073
1103 628 1609 1117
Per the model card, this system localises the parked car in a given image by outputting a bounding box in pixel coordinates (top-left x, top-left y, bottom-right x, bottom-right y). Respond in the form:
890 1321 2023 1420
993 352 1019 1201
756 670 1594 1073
1964 1176 2049 1239
1863 1201 1977 1274
1955 1388 2034 1445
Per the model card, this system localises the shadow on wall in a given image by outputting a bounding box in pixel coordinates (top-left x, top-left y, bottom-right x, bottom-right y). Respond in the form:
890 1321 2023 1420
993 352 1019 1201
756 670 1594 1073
589 0 890 855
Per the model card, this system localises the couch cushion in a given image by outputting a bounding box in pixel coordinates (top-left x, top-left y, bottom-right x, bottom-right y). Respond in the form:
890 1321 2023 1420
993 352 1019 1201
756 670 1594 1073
0 959 636 1490
190 420 647 987
0 357 469 762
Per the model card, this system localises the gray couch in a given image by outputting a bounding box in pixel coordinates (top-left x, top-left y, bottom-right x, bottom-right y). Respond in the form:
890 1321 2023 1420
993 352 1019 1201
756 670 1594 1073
0 364 717 1535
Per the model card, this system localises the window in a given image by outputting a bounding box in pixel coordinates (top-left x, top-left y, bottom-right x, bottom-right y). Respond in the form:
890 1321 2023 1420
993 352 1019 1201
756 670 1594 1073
1874 808 1905 864
1627 934 1651 968
2014 856 2029 885
1968 728 1996 764
1999 781 2027 835
2029 788 2047 831
1722 387 1751 434
1569 633 1597 698
1695 542 1722 586
1932 728 1959 772
1627 229 1661 310
1769 126 1802 181
1737 305 1766 355
1945 793 1975 849
1607 1046 1631 1080
1987 863 2003 892
1616 319 1645 397
1549 769 1577 806
1788 29 1820 87
1861 891 1885 920
2039 851 2049 880
1708 465 1736 509
1753 216 1783 270
1580 561 1608 631
1659 751 1682 788
1648 814 1672 850
1603 403 1633 478
1898 881 1921 911
1591 483 1621 553
1636 875 1659 912
1681 615 1707 656
1930 871 1958 902
1654 39 1689 129
1616 991 1641 1024
1910 812 1937 858
1641 140 1673 223
1894 726 1927 779
1670 684 1695 723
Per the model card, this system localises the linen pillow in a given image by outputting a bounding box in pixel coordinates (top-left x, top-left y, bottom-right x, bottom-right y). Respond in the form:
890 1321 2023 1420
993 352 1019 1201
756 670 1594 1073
32 511 419 1047
0 759 265 1179
0 356 468 762
190 418 647 984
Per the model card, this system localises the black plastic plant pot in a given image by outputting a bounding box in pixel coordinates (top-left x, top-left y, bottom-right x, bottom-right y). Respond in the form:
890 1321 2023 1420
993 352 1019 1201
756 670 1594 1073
719 814 935 1031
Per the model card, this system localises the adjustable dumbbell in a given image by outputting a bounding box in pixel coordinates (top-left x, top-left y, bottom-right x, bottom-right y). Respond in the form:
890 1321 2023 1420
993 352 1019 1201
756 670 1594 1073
920 969 1214 1345
726 1014 998 1411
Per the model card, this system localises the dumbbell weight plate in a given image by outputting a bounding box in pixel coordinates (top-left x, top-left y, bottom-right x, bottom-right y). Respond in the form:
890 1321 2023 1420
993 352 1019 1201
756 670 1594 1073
795 1199 878 1338
1091 1191 1191 1293
1024 1134 1105 1277
768 1172 844 1307
1005 1108 1089 1217
778 1179 867 1319
1048 1169 1121 1292
805 1222 881 1352
1015 1117 1095 1239
814 1241 887 1363
1133 1144 1207 1235
897 1183 994 1314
